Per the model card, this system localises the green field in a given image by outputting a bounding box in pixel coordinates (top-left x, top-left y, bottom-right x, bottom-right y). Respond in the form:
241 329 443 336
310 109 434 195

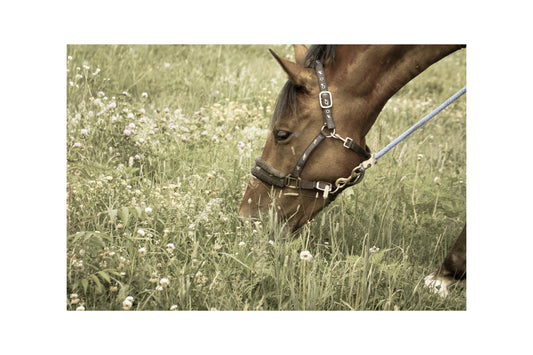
66 45 466 310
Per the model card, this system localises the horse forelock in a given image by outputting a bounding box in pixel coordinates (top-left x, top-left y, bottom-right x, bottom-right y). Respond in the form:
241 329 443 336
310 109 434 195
271 80 297 128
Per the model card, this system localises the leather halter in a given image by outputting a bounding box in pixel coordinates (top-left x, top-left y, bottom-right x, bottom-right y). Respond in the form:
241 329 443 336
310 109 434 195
251 60 371 200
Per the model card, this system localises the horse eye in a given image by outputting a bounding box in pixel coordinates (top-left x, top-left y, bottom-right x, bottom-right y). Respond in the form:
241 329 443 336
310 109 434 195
275 130 292 143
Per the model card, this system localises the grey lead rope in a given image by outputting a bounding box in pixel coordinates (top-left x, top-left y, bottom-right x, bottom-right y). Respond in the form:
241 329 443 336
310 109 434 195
374 86 466 163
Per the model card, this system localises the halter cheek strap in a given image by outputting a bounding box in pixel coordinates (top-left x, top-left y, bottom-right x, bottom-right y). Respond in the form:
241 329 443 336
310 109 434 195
316 60 336 130
251 59 372 199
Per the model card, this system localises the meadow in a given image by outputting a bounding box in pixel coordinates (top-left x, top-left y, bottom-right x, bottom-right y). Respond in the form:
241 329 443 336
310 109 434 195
66 45 466 310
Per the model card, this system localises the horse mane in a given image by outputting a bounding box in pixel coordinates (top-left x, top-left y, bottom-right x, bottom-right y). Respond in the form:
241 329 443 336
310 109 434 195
304 45 337 68
272 45 337 127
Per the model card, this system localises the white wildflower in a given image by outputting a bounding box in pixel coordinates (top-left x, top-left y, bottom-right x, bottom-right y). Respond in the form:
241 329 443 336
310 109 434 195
160 278 170 288
122 296 134 310
166 243 175 253
300 250 313 261
122 299 133 310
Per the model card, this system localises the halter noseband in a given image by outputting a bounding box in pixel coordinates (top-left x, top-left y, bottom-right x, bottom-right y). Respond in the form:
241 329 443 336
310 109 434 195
251 60 372 200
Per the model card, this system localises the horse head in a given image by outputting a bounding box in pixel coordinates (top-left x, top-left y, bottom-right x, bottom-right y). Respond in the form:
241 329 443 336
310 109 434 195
239 45 372 232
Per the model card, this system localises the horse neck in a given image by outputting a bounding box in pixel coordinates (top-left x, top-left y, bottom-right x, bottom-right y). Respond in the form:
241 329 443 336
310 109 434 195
329 45 463 137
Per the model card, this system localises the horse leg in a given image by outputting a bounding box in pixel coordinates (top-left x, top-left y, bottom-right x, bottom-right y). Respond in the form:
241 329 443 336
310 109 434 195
424 224 466 297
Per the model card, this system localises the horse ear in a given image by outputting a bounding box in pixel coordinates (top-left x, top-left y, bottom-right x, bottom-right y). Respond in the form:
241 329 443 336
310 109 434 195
294 44 308 66
269 49 309 86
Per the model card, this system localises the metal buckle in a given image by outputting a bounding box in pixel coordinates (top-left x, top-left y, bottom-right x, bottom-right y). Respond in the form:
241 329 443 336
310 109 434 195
315 181 332 191
284 176 300 189
319 91 333 109
343 137 353 149
315 181 332 199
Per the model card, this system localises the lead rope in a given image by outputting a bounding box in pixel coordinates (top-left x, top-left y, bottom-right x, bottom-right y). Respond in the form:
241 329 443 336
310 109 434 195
333 86 466 192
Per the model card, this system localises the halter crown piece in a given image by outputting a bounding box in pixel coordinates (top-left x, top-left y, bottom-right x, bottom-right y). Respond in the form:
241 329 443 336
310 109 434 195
251 60 372 200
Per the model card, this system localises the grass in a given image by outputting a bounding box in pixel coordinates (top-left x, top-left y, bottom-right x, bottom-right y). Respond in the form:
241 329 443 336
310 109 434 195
66 44 466 311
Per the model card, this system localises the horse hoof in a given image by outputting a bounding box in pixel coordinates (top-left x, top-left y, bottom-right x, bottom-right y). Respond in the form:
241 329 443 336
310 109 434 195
424 272 450 298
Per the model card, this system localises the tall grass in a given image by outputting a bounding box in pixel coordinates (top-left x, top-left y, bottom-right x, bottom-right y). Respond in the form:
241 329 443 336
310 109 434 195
66 45 466 310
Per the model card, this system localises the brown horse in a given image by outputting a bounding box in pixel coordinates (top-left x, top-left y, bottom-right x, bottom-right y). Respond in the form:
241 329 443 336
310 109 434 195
239 45 466 297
